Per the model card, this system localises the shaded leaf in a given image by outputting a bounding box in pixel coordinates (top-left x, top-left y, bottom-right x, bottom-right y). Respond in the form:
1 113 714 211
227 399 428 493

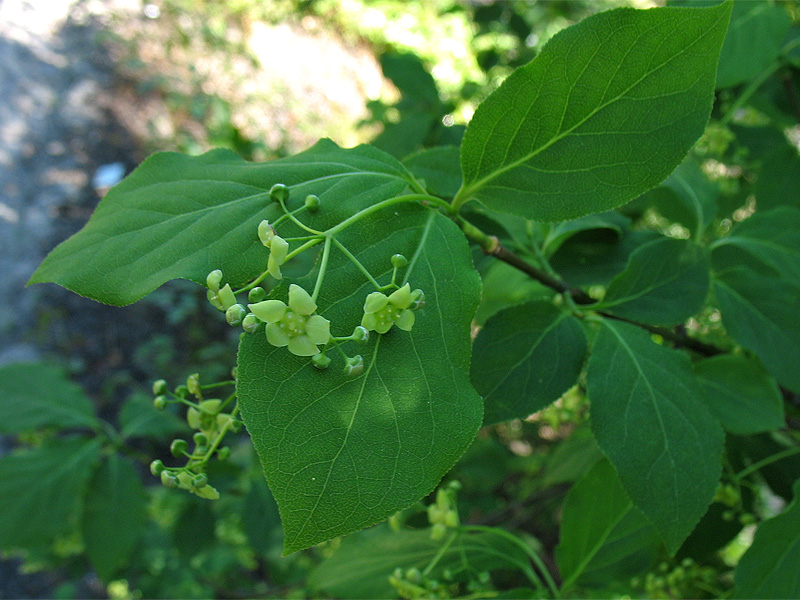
403 146 462 198
119 393 188 440
595 238 710 325
0 437 102 549
82 455 148 581
471 301 587 425
734 479 800 599
474 261 553 325
586 319 724 554
556 459 660 591
543 212 630 256
695 355 784 435
755 144 800 211
456 3 732 221
29 140 415 305
0 363 98 433
644 157 718 236
713 267 800 393
242 476 282 555
237 207 482 554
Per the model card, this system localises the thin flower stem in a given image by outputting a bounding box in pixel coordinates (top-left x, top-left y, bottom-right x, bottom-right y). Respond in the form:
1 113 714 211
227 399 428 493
734 446 800 482
422 531 458 577
332 237 382 290
278 197 322 235
325 193 452 237
312 236 332 302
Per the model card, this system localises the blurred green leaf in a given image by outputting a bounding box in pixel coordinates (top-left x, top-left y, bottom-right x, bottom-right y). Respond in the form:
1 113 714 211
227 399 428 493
403 146 462 198
0 437 102 549
543 212 629 256
82 455 148 581
119 393 189 440
0 363 98 433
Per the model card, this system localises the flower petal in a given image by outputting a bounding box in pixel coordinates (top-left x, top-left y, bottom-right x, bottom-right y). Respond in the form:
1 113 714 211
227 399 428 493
376 318 394 334
288 284 317 315
266 323 290 347
361 312 378 331
388 283 411 308
247 299 286 323
305 315 331 345
267 252 283 280
395 309 415 331
288 334 318 356
364 291 388 314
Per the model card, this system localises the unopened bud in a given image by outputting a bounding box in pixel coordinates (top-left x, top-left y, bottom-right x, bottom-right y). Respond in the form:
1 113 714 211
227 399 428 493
344 355 364 377
257 220 275 246
226 303 246 326
241 313 260 334
170 439 188 457
217 446 231 460
248 286 267 303
186 373 201 398
152 379 168 395
269 183 290 203
153 395 167 410
206 269 223 292
352 325 369 344
207 289 224 311
150 460 165 476
410 289 425 310
304 194 320 213
391 253 408 268
312 353 331 370
161 471 178 488
192 473 209 489
193 432 208 446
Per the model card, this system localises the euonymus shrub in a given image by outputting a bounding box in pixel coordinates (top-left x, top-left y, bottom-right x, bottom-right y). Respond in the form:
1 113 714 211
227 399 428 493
21 0 800 595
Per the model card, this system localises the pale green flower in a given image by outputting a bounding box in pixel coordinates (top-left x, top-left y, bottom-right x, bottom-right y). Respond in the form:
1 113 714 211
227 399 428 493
267 235 289 280
248 284 331 356
361 283 415 334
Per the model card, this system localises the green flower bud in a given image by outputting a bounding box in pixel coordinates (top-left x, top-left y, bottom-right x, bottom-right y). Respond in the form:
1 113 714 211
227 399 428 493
186 373 201 398
352 325 369 344
217 446 231 460
230 419 243 433
257 220 275 246
304 194 320 213
161 470 178 488
153 395 167 410
242 313 261 334
444 509 459 528
431 522 447 541
175 384 189 398
344 355 364 377
150 459 165 476
152 379 168 396
170 439 188 457
410 289 425 310
206 269 223 292
192 473 209 489
248 286 267 303
216 284 237 310
193 432 208 446
478 571 491 585
312 353 331 370
405 568 421 584
226 303 246 326
269 183 290 203
391 253 408 268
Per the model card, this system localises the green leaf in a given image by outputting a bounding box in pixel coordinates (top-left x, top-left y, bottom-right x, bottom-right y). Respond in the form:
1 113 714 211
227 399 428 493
0 363 99 433
456 2 732 221
542 427 603 488
473 261 553 325
586 319 724 554
0 437 102 549
713 267 800 393
471 301 587 425
308 525 531 599
754 143 800 211
712 207 800 280
734 479 800 599
594 238 710 325
694 355 784 435
237 207 482 554
403 146 462 198
242 476 282 555
119 393 188 440
543 212 630 256
715 0 791 89
29 140 415 305
556 459 660 591
642 157 718 237
81 455 148 581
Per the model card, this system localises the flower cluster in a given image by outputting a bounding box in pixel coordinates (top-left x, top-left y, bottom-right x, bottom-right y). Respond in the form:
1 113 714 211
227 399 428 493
258 219 289 280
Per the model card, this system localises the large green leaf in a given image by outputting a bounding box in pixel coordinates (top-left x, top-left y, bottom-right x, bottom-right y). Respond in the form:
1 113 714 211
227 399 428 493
237 206 482 554
456 2 731 221
695 355 784 435
713 268 800 393
308 525 532 599
714 0 791 89
29 140 416 305
471 301 586 425
81 455 148 581
0 363 99 433
711 207 800 281
0 437 102 549
594 238 710 325
586 320 724 554
556 459 660 592
734 479 800 599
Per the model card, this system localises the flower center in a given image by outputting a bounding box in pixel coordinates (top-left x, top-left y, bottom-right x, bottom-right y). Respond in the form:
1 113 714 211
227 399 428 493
280 310 307 336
